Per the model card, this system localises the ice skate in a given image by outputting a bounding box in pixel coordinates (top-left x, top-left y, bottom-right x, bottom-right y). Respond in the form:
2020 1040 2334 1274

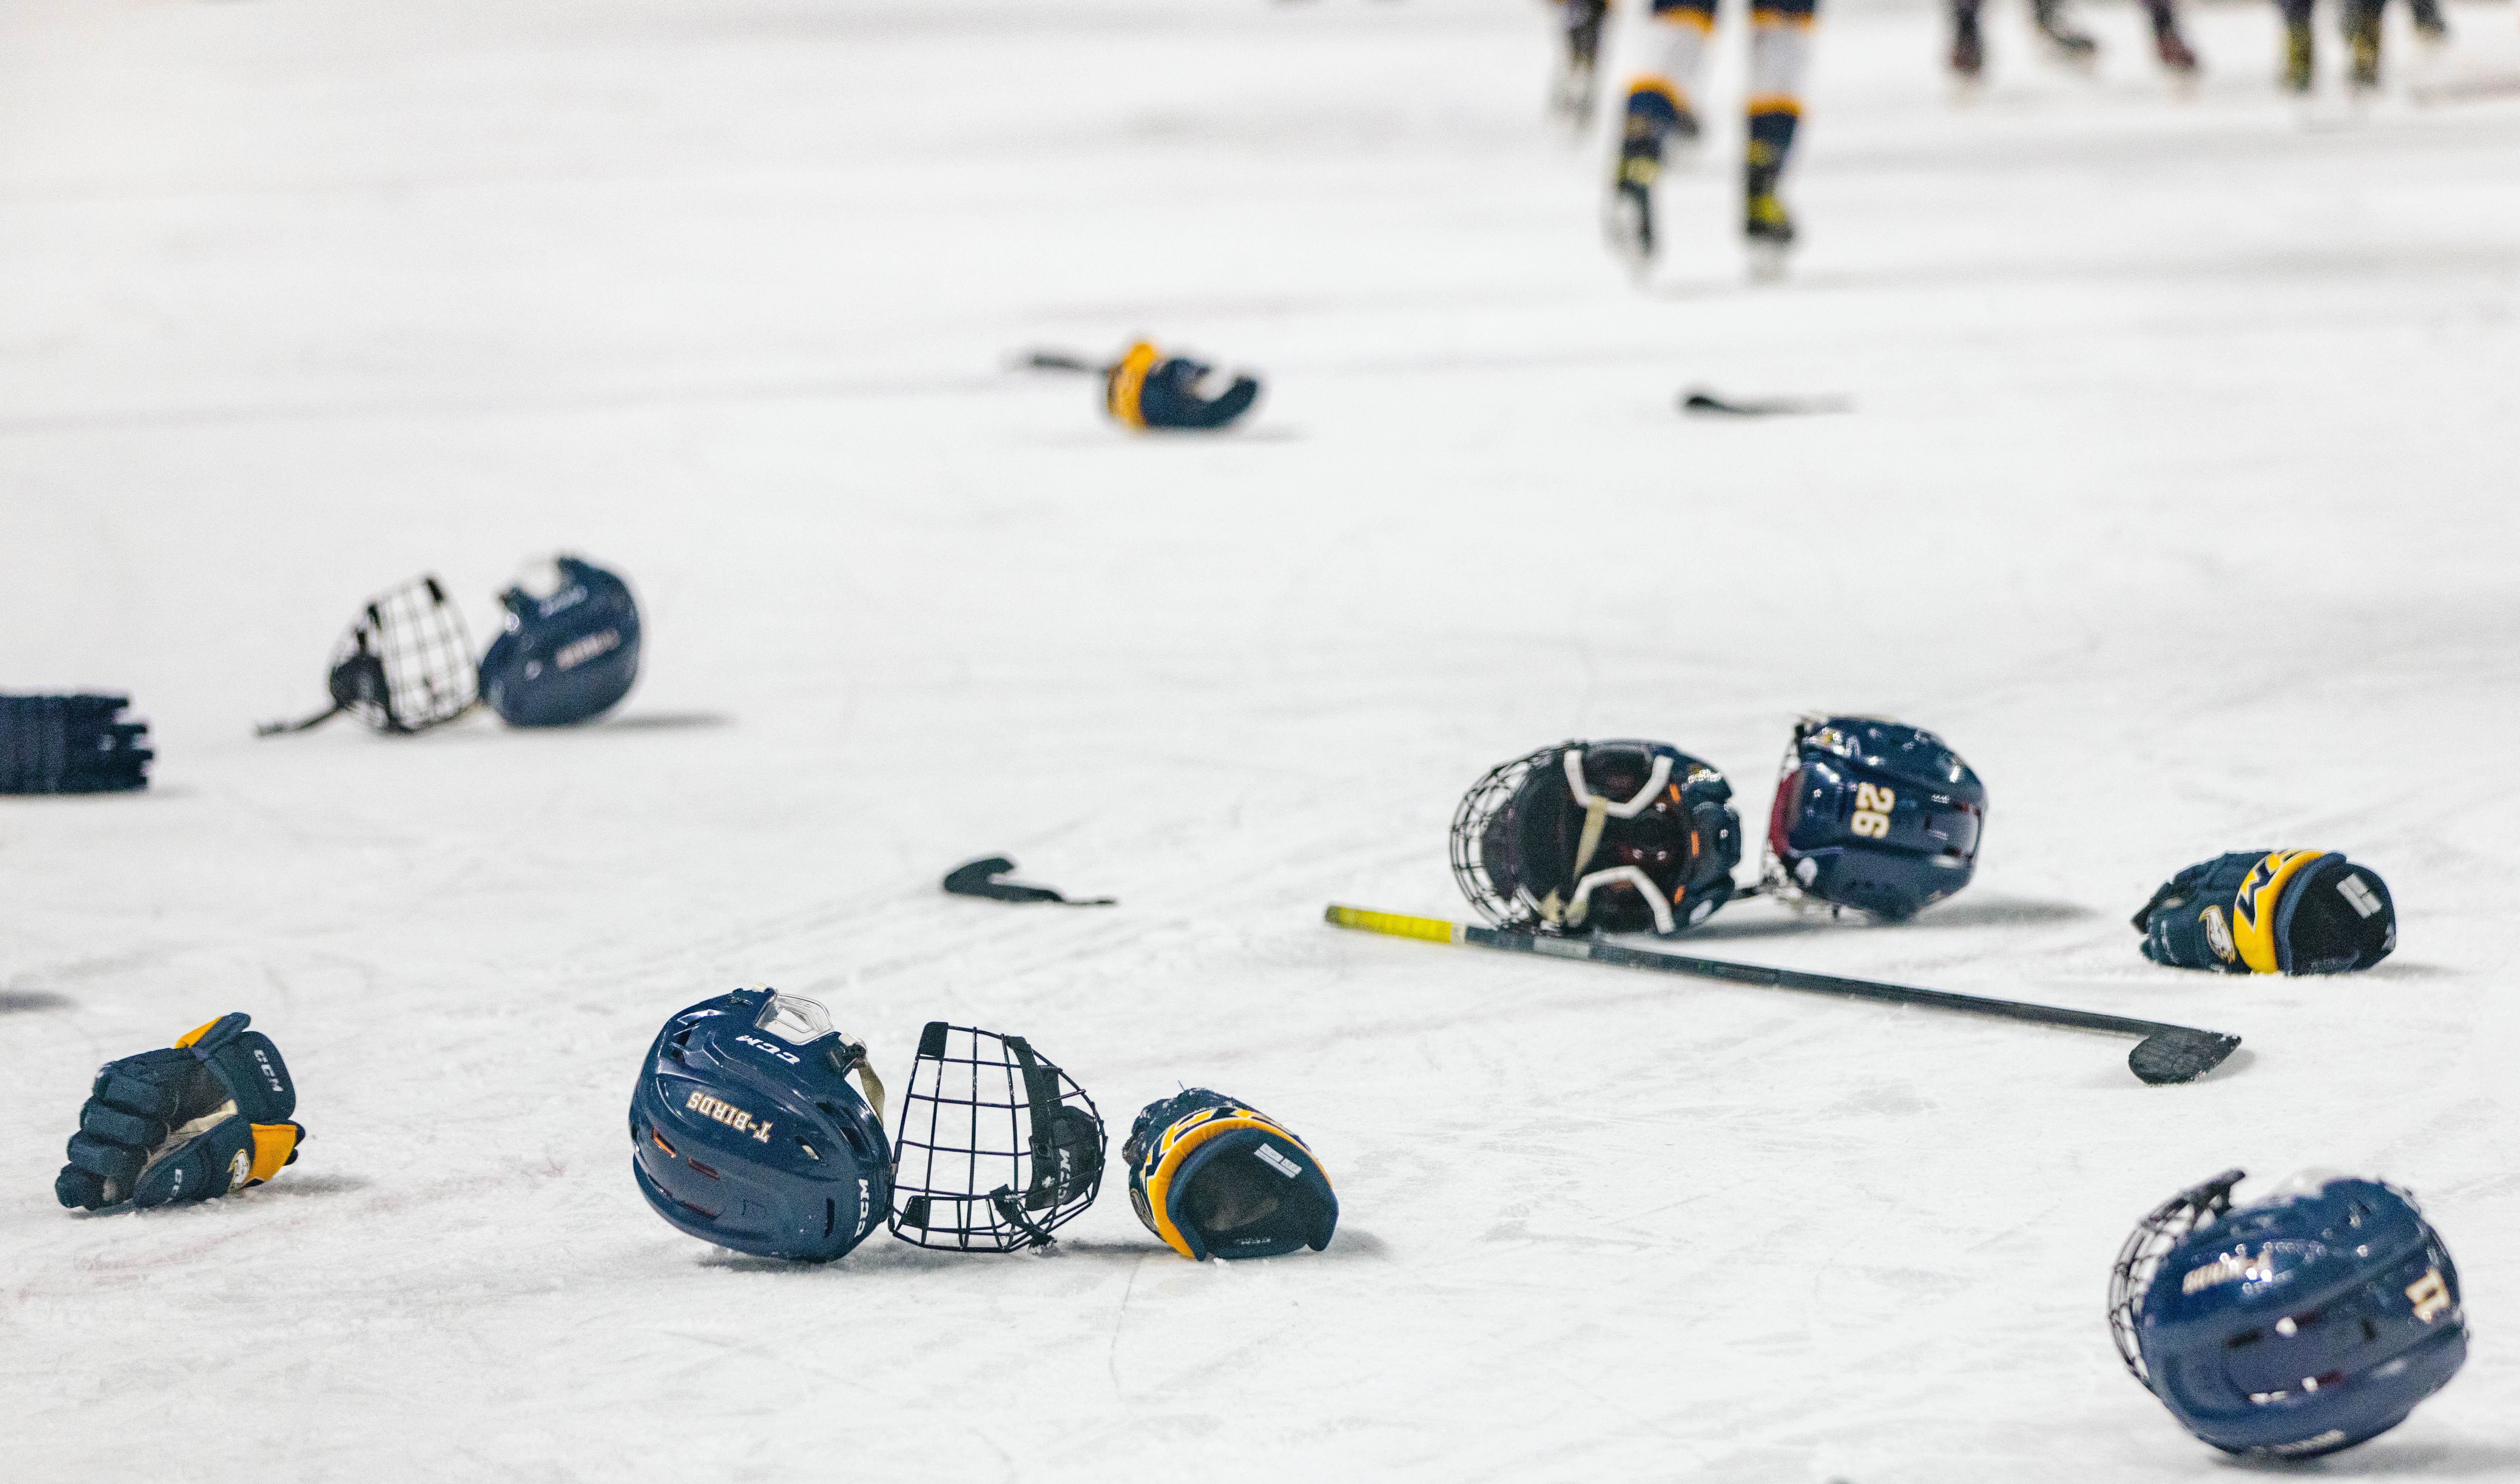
2154 23 2200 88
1551 0 1609 129
2282 21 2315 94
2346 4 2383 94
1950 8 1987 97
1744 181 1795 283
2033 0 2100 70
1605 132 1662 278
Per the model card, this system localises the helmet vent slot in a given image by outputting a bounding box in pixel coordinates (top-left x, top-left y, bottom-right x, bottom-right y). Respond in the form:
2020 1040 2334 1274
686 1158 721 1181
824 1199 837 1239
2226 1329 2263 1350
649 1130 677 1157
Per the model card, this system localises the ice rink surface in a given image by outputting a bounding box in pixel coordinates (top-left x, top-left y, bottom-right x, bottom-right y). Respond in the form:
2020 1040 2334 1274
5 0 2520 1477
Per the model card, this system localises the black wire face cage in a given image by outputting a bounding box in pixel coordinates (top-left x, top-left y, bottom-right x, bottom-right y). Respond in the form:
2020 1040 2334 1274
888 1023 1106 1252
2108 1168 2246 1387
330 576 478 733
1448 744 1562 930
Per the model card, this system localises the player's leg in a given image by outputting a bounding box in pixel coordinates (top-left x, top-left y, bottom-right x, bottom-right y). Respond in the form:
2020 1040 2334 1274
1745 0 1814 265
2278 0 2315 92
1607 0 1716 265
1552 0 1614 124
2406 0 2447 43
1951 0 1986 81
2343 0 2383 89
2144 0 2200 77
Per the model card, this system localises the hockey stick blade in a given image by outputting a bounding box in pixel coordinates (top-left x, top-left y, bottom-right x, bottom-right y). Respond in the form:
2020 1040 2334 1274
1018 350 1109 375
1323 905 2242 1086
1681 388 1852 417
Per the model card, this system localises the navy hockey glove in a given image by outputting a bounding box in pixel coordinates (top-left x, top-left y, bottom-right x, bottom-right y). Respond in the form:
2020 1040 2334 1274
0 694 152 794
2133 850 2395 975
56 1013 305 1211
1124 1089 1336 1261
1105 342 1261 430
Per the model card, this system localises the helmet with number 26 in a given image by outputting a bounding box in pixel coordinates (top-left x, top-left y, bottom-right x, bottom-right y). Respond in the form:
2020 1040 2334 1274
1764 715 1984 921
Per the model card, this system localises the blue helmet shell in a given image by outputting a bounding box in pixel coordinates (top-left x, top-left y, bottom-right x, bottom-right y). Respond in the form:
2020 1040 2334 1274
479 556 641 727
2112 1171 2468 1459
629 988 892 1263
1765 716 1984 921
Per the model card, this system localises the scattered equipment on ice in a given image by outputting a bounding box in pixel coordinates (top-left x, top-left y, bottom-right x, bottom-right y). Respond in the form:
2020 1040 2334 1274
56 1012 306 1211
0 693 152 794
1451 719 1984 938
259 555 640 736
1124 1088 1337 1261
1323 903 2242 1085
2109 1169 2466 1457
1023 343 1263 430
942 855 1116 907
2133 851 2395 975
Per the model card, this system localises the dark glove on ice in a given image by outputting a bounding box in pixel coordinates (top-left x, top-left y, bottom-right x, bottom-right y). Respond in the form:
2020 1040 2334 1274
1105 341 1261 430
2133 850 2395 975
57 1013 306 1211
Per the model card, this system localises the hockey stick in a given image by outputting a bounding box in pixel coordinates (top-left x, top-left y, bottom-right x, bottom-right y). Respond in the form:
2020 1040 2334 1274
1323 905 2241 1086
1681 388 1852 417
1018 350 1111 375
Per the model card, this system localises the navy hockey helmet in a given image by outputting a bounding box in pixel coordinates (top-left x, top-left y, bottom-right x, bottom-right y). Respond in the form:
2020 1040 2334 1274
2109 1169 2468 1460
1763 715 1984 921
479 556 640 728
1450 740 1741 936
629 988 891 1263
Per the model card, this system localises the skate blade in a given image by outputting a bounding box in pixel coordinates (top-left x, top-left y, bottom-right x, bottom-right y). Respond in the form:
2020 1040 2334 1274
1947 73 1986 104
1746 240 1791 283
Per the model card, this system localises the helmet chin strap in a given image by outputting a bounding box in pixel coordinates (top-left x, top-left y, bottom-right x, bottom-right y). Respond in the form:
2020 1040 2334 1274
1563 796 1613 926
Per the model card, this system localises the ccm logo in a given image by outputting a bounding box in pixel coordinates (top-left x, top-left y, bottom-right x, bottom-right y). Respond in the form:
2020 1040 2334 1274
735 1035 800 1065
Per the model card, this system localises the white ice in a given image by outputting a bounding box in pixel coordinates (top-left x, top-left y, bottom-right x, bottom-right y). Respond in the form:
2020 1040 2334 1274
4 0 2519 1478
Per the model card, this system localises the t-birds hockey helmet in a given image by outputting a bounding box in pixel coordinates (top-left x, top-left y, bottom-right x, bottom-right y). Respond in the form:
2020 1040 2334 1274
630 988 891 1263
1451 740 1741 935
1763 716 1984 920
479 556 641 728
2109 1169 2468 1460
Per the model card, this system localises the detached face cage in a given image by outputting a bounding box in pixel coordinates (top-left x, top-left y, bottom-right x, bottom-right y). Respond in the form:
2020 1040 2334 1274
335 575 478 733
888 1023 1105 1252
2108 1167 2245 1386
263 575 478 736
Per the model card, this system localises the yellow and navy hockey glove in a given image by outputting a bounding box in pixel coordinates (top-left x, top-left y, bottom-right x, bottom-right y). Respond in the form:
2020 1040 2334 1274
56 1013 305 1211
1103 342 1262 431
1123 1088 1336 1260
2133 850 2395 975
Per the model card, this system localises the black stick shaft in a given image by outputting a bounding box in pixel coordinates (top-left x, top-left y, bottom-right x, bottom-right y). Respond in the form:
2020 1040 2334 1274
1461 924 2191 1038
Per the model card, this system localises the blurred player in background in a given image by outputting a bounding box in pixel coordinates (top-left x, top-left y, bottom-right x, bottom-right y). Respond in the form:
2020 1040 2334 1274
1949 0 2198 86
1551 0 1612 124
1605 0 1815 278
2280 0 2449 93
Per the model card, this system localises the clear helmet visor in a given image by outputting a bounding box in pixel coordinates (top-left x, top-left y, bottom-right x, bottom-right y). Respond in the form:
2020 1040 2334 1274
755 991 836 1045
